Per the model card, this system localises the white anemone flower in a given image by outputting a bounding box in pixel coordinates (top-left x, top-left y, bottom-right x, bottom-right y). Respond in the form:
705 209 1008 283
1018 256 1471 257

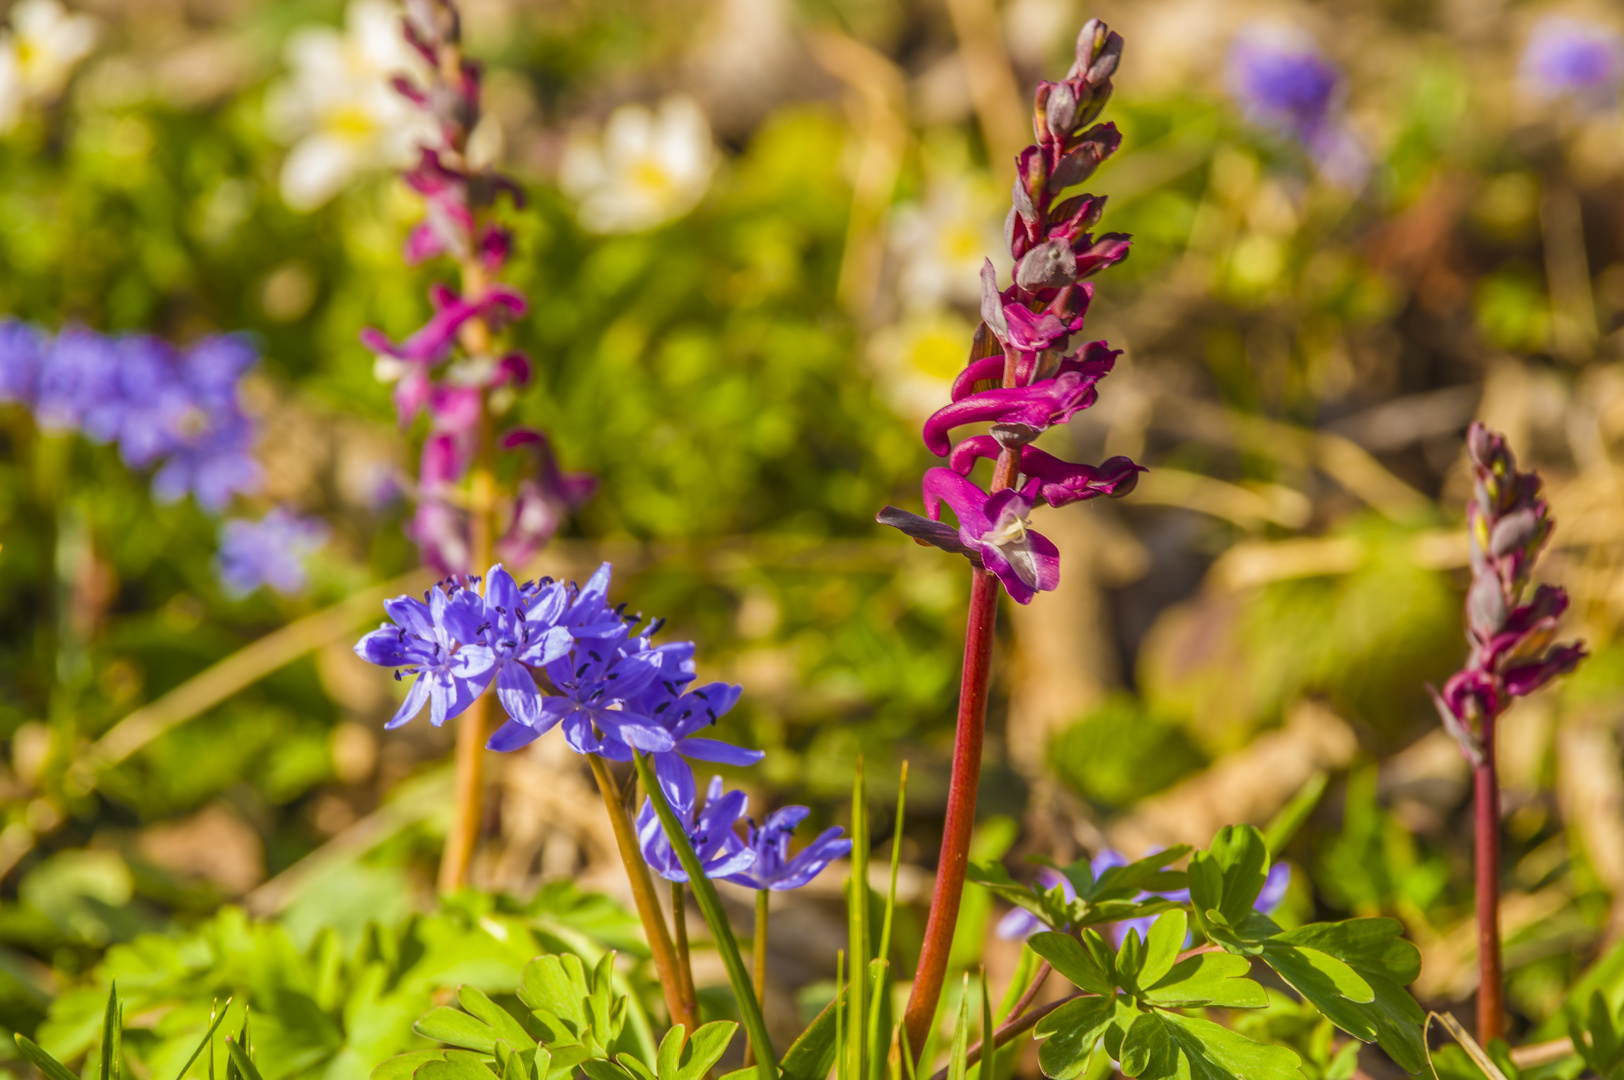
888 174 1007 313
266 0 433 212
559 95 717 234
0 0 98 135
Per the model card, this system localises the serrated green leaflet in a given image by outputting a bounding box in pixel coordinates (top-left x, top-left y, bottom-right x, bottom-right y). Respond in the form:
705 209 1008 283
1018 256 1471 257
458 987 536 1050
416 1051 499 1080
1029 932 1115 996
1273 919 1426 1073
1033 997 1118 1080
1205 826 1270 926
1118 1009 1301 1080
1141 953 1268 1009
416 1007 502 1055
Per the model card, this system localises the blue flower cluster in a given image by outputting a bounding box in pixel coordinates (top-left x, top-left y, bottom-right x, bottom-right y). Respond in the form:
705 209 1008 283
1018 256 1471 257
0 320 262 509
354 562 850 891
215 508 330 598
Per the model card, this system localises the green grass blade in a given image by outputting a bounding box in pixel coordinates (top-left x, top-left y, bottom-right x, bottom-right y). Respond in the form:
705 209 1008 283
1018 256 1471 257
224 1039 267 1080
835 953 847 1080
946 977 971 1080
1263 771 1327 855
994 949 1036 1025
175 997 234 1080
631 752 777 1080
978 971 994 1080
865 958 892 1080
15 1035 82 1080
877 762 907 971
101 981 121 1080
849 758 870 1080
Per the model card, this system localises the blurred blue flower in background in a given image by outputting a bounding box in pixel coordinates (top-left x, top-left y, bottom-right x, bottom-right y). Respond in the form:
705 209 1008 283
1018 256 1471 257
0 320 263 509
1520 16 1624 112
1227 27 1369 189
215 507 330 599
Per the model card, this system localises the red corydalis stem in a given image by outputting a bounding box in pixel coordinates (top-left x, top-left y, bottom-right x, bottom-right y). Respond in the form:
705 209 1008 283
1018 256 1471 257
1475 710 1505 1043
902 569 998 1059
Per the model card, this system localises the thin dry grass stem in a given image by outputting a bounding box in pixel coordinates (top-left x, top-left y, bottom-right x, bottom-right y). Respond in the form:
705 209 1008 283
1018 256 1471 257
806 30 908 318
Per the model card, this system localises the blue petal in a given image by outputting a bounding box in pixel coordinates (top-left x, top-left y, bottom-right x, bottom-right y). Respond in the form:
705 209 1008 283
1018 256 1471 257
653 753 696 815
594 709 676 752
519 625 573 667
495 661 546 729
483 563 523 638
384 595 435 638
440 587 489 644
451 644 498 681
488 719 543 752
385 673 431 729
676 737 765 767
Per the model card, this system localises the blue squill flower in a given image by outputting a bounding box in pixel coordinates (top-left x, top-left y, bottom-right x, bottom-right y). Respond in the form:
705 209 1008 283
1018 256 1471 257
727 806 851 891
478 564 574 731
485 608 676 756
35 328 118 432
354 577 498 728
0 320 44 406
1520 17 1624 112
215 508 329 598
637 775 755 884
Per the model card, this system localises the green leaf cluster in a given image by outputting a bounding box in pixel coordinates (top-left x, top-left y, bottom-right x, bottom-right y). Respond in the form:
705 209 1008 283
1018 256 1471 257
377 953 733 1080
968 847 1190 937
1189 826 1426 1074
1024 825 1427 1080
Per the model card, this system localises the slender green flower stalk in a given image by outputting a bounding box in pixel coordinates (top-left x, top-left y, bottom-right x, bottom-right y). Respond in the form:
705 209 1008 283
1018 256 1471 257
631 752 778 1080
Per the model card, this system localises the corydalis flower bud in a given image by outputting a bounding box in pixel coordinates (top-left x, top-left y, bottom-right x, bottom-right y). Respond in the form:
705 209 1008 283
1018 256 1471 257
1430 422 1586 763
878 18 1141 603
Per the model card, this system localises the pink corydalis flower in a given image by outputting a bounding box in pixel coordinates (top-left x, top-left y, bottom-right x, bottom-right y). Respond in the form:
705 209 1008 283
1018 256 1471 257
878 18 1142 603
1429 422 1586 763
